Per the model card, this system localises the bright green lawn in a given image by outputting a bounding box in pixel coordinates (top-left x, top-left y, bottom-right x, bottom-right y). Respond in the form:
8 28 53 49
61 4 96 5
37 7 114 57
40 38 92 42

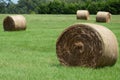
0 14 120 80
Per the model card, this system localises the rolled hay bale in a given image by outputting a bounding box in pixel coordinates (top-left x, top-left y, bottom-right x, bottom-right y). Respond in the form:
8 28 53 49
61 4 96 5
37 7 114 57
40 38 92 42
76 10 89 20
96 11 111 22
56 23 118 68
3 15 26 31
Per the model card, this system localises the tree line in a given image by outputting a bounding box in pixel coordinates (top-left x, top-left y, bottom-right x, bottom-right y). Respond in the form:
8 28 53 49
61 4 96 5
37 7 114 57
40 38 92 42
0 0 120 14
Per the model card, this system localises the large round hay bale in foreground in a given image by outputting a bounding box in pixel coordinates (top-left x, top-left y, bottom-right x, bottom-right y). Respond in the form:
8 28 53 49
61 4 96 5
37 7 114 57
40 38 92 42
56 23 118 68
76 10 89 20
3 15 26 31
96 11 111 22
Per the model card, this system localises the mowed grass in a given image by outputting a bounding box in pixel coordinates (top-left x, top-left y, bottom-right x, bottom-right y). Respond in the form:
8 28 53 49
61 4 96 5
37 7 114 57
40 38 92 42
0 14 120 80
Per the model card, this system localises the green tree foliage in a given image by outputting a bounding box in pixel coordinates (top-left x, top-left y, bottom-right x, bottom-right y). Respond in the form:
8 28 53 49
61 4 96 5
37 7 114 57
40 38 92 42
16 0 41 14
0 0 6 13
87 1 105 14
48 0 65 14
103 0 120 14
6 0 17 13
0 0 120 14
38 3 49 14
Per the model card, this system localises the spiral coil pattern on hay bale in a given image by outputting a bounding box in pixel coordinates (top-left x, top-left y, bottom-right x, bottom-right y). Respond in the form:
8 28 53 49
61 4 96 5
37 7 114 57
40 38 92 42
56 23 118 68
3 15 26 31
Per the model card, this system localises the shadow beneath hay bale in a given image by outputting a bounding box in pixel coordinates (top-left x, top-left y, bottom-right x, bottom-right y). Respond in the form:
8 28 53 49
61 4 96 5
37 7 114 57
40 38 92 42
50 63 63 68
51 63 116 69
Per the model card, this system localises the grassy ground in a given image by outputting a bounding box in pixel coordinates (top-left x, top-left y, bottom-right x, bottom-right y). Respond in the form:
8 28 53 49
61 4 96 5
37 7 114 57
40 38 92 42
0 14 120 80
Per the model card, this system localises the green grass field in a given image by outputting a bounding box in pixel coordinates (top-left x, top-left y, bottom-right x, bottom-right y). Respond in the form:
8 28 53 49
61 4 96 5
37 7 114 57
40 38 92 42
0 14 120 80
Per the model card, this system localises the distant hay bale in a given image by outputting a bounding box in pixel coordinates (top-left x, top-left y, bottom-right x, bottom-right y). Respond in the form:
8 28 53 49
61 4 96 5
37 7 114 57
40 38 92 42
96 11 111 22
76 10 89 20
3 15 26 31
56 23 118 68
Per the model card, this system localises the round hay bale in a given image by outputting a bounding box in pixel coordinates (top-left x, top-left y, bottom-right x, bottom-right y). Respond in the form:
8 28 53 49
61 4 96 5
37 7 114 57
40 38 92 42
56 23 118 68
76 10 89 20
3 15 26 31
96 11 111 22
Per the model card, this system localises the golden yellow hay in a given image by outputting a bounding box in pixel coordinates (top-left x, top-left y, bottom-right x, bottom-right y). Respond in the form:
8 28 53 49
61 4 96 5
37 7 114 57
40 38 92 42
76 10 89 20
3 15 26 31
96 11 111 22
56 23 118 68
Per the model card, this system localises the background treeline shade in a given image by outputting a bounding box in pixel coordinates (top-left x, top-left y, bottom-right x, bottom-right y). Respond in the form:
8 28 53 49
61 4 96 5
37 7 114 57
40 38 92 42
0 0 120 14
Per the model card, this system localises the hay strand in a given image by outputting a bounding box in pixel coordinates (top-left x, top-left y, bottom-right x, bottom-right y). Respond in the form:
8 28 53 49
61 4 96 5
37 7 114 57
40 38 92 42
96 11 111 22
56 23 118 68
76 10 89 20
3 15 26 31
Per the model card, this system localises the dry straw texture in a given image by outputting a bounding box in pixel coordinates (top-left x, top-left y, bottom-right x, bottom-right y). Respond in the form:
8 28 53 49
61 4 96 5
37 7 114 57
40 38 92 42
96 11 111 22
3 15 26 31
56 23 118 68
76 10 89 20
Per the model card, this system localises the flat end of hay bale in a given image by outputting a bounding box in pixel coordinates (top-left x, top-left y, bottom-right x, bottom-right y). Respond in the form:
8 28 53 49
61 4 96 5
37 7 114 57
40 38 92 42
3 16 15 31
